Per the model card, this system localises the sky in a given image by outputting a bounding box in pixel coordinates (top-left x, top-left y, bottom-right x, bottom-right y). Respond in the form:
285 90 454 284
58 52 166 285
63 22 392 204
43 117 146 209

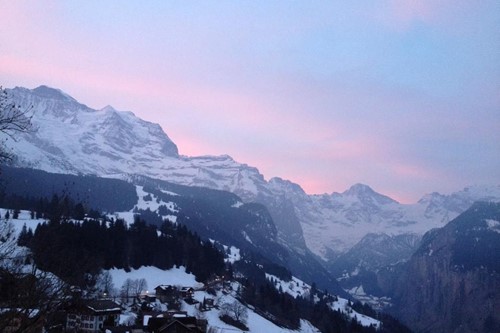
1 1 499 203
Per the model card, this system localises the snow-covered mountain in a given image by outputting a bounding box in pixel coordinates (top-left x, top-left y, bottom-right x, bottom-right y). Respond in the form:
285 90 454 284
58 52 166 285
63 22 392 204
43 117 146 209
6 86 267 201
269 182 500 260
5 85 500 262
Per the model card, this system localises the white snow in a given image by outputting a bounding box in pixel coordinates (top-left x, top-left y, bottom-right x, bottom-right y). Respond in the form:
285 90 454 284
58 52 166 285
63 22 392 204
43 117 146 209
107 266 202 292
231 201 244 208
135 185 178 213
266 274 311 299
223 245 241 264
485 219 500 233
241 231 253 244
109 212 136 225
160 189 179 196
330 298 380 329
164 215 178 223
0 209 45 235
6 87 500 260
183 287 321 333
108 186 179 225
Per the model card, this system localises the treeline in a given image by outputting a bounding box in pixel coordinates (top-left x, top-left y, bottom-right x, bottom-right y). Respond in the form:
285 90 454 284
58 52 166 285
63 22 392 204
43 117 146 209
241 278 301 329
0 166 137 212
232 259 410 333
1 193 101 221
23 217 226 287
237 276 410 333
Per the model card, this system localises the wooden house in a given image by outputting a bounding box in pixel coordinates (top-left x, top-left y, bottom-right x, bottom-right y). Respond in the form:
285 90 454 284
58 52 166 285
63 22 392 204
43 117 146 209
155 285 177 303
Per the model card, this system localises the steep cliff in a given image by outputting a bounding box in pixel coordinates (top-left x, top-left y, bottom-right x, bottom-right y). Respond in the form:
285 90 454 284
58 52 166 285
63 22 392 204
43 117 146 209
392 202 500 333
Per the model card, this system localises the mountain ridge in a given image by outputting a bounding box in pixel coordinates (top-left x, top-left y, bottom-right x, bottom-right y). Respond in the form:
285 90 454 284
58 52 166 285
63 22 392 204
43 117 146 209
4 85 500 261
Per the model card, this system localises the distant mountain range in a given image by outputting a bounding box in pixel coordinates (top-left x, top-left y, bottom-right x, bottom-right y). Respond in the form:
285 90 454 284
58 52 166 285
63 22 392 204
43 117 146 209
4 85 500 266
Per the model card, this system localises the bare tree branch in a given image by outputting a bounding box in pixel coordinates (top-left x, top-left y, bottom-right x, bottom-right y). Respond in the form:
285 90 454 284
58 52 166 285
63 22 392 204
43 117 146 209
0 86 33 162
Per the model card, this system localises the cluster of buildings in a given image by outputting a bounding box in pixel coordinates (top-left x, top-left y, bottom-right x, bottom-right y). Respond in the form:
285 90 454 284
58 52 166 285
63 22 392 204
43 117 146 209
3 284 218 333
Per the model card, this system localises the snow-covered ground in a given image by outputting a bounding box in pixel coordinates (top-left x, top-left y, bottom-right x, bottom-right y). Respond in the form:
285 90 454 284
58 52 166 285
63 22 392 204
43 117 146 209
108 185 179 225
266 273 311 299
485 219 500 233
223 245 241 264
0 208 45 234
185 290 321 333
107 266 202 292
329 297 380 328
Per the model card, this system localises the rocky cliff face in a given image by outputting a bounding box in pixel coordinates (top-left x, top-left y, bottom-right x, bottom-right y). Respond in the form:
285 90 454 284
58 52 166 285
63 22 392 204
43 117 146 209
390 202 500 333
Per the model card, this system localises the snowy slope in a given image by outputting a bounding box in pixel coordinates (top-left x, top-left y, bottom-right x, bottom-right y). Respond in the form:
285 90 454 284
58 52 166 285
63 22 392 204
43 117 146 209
5 86 500 260
107 266 322 333
266 274 380 329
0 213 321 333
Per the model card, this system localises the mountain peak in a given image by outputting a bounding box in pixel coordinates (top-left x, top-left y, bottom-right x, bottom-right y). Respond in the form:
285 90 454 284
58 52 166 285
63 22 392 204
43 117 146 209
343 183 375 196
32 85 76 102
343 183 398 205
100 105 117 112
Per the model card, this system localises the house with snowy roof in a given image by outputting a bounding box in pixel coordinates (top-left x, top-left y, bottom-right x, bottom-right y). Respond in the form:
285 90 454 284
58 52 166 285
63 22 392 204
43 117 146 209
179 287 194 299
65 299 121 332
154 285 177 303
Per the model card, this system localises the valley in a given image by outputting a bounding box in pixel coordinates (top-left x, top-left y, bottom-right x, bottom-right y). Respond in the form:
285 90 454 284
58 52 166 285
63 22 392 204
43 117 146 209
1 85 499 332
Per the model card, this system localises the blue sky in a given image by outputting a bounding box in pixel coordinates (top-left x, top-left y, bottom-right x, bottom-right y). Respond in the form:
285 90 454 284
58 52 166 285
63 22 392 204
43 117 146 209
1 1 499 202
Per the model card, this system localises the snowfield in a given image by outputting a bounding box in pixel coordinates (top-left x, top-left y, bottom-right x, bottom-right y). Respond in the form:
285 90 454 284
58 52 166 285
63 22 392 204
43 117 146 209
107 266 202 292
0 209 45 234
109 185 180 225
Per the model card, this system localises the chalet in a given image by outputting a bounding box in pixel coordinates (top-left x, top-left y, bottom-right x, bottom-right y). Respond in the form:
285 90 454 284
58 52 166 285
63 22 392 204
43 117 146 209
155 285 177 303
65 299 121 332
180 287 194 299
204 298 215 308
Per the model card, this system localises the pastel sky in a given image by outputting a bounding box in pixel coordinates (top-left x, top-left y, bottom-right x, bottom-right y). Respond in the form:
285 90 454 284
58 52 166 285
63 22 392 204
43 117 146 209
1 1 499 203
